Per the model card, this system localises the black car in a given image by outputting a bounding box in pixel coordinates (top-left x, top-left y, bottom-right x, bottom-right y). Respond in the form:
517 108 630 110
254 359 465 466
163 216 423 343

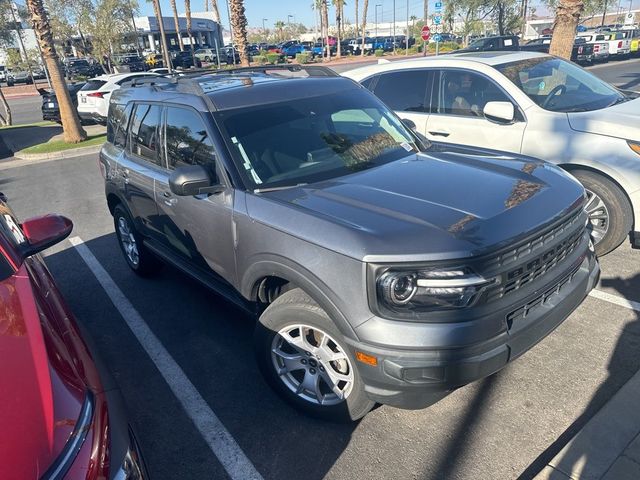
39 83 86 123
113 54 147 72
65 59 103 78
170 51 201 69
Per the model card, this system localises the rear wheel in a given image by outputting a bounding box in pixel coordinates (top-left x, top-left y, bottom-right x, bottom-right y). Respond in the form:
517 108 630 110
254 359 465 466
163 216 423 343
254 289 374 422
204 56 211 62
572 170 632 256
113 204 162 276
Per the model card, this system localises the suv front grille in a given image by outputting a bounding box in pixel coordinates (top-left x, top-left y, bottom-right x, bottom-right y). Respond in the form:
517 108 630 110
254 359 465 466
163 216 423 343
484 210 585 303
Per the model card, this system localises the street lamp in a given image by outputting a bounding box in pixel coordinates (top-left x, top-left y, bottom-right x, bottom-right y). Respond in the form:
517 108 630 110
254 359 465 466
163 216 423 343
375 4 382 37
288 14 295 26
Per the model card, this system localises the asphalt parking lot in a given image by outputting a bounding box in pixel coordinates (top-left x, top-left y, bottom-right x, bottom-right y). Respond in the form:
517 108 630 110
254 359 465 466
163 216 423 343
1 57 640 479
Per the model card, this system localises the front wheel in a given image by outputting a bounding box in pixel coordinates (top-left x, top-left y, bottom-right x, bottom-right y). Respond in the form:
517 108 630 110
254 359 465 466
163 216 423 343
572 170 632 256
254 289 374 422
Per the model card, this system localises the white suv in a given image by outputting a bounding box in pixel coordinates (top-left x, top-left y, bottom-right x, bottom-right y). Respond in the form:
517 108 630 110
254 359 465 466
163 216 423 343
77 72 158 123
343 52 640 255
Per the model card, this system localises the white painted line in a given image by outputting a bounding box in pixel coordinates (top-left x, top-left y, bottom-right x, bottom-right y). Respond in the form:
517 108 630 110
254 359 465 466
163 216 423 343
68 236 263 480
589 289 640 313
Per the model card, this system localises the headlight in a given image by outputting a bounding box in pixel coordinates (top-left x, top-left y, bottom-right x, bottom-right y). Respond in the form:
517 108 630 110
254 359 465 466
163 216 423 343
628 141 640 156
376 266 497 313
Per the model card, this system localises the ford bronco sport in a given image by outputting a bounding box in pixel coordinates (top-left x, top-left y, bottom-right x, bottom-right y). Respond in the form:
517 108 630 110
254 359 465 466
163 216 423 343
100 66 599 421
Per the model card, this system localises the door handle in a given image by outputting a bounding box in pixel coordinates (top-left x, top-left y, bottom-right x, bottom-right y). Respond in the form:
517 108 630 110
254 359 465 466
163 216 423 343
121 169 129 184
162 191 177 206
428 130 450 137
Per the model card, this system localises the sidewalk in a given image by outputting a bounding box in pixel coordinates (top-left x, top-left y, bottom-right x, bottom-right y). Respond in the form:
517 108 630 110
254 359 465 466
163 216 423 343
535 367 640 479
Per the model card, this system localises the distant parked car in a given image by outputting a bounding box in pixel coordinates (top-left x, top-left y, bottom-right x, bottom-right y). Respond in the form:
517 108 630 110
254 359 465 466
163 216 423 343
0 194 148 479
171 50 200 69
6 70 33 86
39 82 86 123
65 58 103 78
113 54 146 72
283 44 312 58
194 47 218 62
76 72 159 124
344 51 640 255
348 37 374 55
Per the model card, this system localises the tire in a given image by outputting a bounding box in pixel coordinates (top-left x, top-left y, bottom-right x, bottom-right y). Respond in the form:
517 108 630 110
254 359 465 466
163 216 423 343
572 170 632 256
204 56 210 62
254 289 375 422
113 204 163 276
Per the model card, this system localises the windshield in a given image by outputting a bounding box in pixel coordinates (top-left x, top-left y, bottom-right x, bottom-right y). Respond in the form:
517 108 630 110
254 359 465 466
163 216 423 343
496 57 626 112
216 89 420 191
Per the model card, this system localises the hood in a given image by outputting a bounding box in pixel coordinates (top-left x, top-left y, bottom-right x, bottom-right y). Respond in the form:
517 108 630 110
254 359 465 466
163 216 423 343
0 268 86 479
568 97 640 142
247 146 585 262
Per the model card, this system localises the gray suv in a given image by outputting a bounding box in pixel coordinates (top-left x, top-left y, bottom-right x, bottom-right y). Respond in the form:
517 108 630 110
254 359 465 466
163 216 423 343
100 66 599 421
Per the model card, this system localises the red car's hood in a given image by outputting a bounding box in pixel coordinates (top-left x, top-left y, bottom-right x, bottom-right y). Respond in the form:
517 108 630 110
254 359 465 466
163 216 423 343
0 267 85 479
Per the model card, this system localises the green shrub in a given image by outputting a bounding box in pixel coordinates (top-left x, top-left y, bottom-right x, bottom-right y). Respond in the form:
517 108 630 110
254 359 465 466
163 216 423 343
265 52 281 64
296 52 311 64
253 55 268 65
427 41 460 53
374 48 384 57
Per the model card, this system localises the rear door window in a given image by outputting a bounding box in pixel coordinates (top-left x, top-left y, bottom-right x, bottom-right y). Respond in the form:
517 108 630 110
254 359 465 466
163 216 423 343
129 104 163 166
373 70 432 113
80 80 106 91
107 102 133 148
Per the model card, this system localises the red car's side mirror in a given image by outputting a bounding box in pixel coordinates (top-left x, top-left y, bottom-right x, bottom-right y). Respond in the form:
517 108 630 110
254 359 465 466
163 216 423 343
21 214 73 256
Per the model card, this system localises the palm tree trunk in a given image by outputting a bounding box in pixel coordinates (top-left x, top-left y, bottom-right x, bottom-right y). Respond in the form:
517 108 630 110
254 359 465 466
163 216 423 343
211 0 221 23
204 0 208 11
170 0 184 51
355 0 359 38
321 0 330 60
26 0 85 142
336 1 342 58
229 0 250 67
549 0 583 59
151 0 173 69
361 0 369 57
423 0 428 56
184 0 197 64
0 87 11 126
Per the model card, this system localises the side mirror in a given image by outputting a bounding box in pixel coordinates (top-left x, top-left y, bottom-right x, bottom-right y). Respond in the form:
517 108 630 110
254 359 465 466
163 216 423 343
21 214 73 256
483 101 515 124
169 165 224 196
401 118 417 131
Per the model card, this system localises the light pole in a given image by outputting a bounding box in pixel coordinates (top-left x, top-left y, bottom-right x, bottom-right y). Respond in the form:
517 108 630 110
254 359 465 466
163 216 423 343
375 4 382 37
393 0 396 52
262 17 268 42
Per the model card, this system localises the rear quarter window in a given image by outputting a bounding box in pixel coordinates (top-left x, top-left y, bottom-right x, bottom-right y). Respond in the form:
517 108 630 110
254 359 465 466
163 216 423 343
80 80 106 91
107 102 133 147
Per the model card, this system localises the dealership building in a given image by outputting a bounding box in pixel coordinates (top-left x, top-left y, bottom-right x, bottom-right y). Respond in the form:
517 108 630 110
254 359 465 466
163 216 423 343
132 12 224 51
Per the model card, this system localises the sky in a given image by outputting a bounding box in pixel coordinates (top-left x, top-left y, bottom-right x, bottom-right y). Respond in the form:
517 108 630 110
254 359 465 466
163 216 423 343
144 0 437 30
137 0 635 29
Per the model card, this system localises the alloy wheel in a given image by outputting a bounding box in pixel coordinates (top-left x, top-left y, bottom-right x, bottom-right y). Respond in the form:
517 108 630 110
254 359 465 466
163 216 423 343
271 324 354 406
584 188 610 245
117 216 140 266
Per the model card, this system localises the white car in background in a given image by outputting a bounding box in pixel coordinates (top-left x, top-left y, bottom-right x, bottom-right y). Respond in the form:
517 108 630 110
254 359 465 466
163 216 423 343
343 52 640 255
577 33 611 61
76 72 159 123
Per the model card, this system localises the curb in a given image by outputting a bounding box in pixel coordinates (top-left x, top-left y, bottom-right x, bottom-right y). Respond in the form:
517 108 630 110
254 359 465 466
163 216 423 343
13 144 102 161
534 367 640 479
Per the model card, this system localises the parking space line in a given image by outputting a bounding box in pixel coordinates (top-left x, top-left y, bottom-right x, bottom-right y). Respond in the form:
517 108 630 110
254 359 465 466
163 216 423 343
68 236 263 480
589 289 640 313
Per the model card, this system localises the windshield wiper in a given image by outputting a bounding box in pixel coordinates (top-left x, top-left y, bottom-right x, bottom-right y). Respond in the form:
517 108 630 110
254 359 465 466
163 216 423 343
253 183 308 193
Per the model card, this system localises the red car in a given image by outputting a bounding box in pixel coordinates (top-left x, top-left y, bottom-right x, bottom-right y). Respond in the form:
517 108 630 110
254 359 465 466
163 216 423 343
0 194 147 479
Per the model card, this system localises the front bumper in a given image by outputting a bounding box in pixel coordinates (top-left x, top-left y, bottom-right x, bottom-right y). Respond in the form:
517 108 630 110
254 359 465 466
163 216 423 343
347 250 599 410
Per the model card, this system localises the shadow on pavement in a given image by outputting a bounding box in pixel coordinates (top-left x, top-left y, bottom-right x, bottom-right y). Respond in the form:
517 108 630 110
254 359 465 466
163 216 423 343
519 273 640 479
44 233 357 480
618 73 640 91
0 124 62 159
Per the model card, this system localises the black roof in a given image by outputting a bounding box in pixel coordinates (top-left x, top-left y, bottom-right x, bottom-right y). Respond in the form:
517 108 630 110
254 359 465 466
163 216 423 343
113 65 359 112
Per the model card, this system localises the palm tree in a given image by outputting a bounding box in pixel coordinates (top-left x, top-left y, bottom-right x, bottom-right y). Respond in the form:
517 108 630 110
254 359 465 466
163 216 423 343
549 0 583 59
184 0 197 64
170 0 184 51
149 0 172 69
210 0 221 23
275 20 285 42
0 88 12 126
321 0 330 60
26 0 85 142
229 0 250 67
333 0 343 58
361 0 368 57
354 0 359 37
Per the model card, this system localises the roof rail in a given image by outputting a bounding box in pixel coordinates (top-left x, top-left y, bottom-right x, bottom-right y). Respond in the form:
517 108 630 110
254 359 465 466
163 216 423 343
121 76 177 88
206 64 339 78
